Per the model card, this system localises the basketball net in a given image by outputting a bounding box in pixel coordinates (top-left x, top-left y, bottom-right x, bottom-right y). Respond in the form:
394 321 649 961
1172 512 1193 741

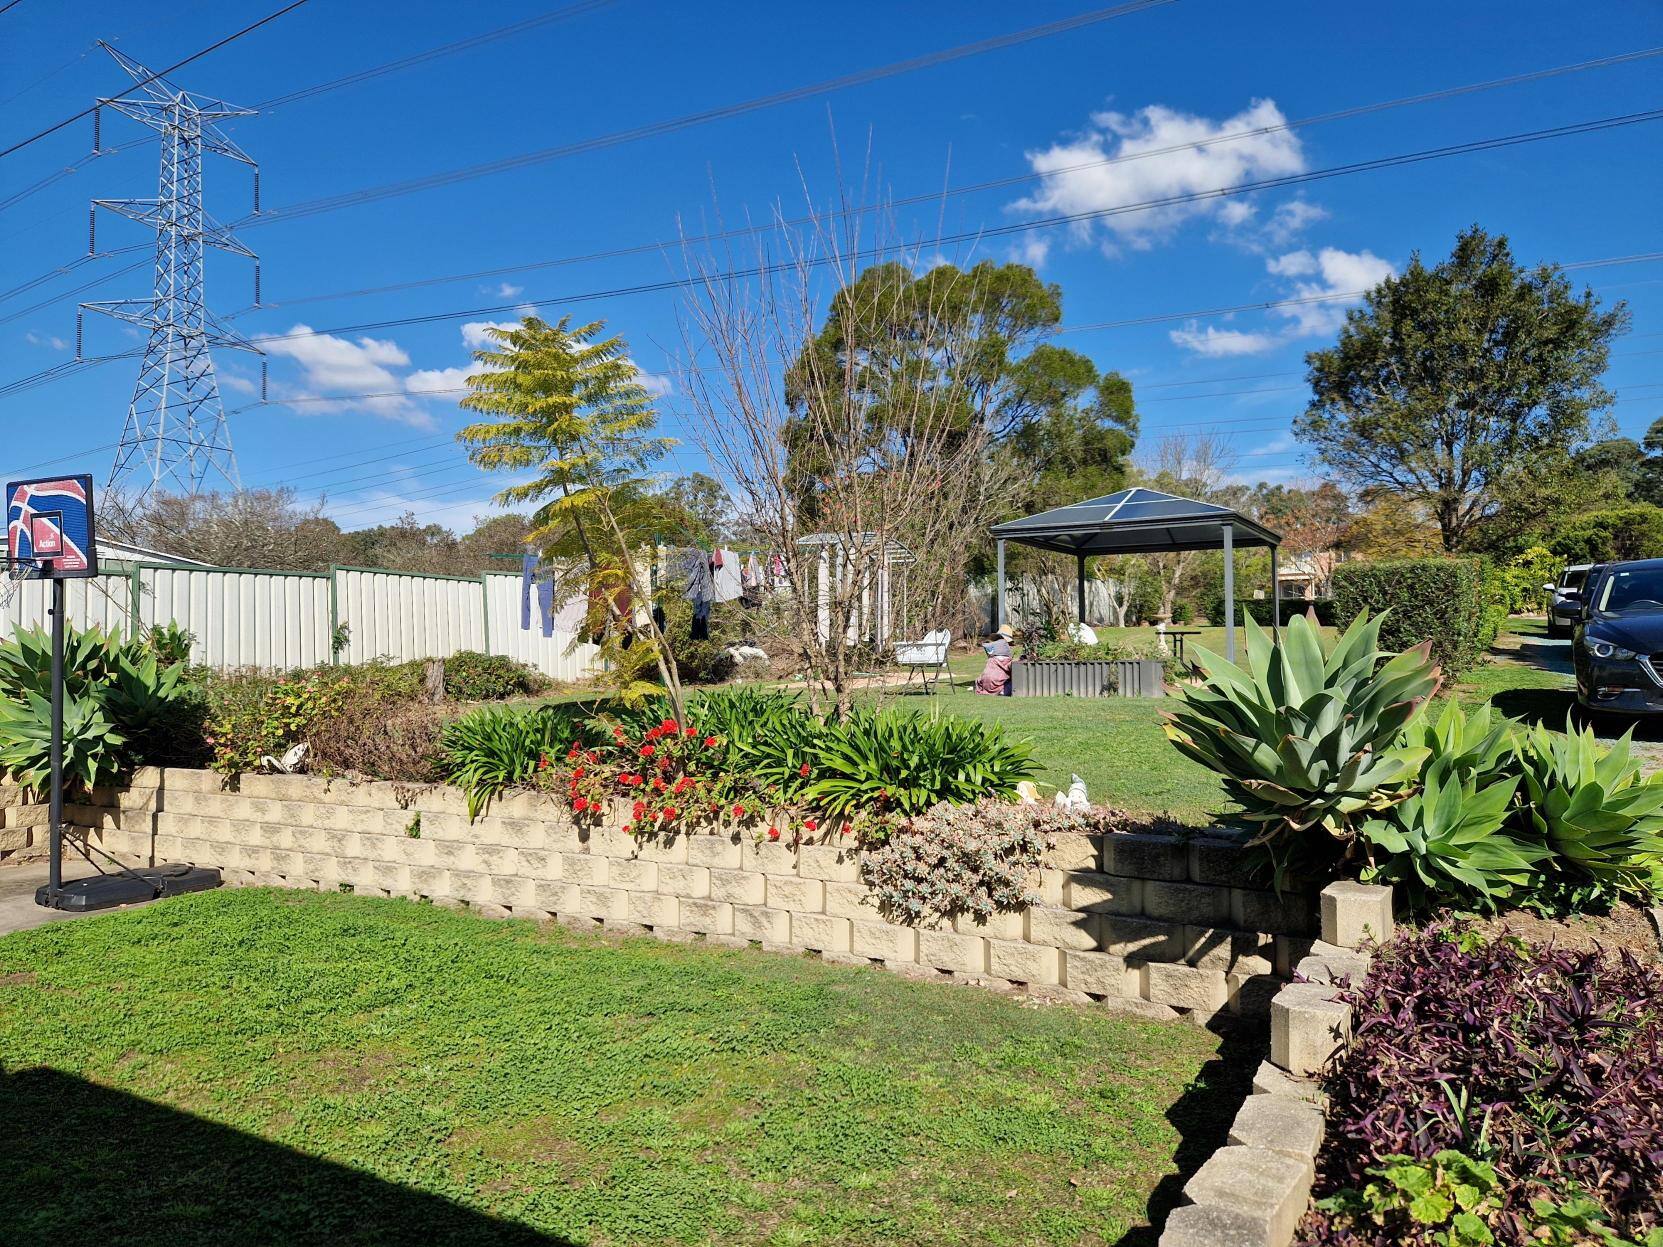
0 556 36 617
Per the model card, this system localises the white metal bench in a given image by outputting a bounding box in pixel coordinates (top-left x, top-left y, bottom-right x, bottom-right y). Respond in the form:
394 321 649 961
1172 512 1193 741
894 628 953 692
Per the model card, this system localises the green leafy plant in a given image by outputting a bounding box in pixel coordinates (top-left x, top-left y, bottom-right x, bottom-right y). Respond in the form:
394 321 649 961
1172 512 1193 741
1527 1192 1663 1247
139 621 195 665
1513 718 1663 896
691 687 825 803
439 705 581 818
805 706 1038 833
204 670 347 776
441 651 545 701
1315 1150 1502 1246
1163 612 1439 886
0 689 125 794
0 623 121 700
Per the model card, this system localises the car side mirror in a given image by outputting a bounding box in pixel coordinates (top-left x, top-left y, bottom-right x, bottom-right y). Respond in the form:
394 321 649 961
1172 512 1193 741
1560 588 1581 604
1542 582 1555 594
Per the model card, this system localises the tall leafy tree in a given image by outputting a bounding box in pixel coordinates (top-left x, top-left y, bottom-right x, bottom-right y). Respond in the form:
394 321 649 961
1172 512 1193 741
458 316 686 712
1295 226 1629 551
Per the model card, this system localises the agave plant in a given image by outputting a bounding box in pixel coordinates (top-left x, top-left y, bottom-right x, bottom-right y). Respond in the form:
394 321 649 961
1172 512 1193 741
1402 699 1519 789
1513 717 1663 896
0 689 126 794
0 624 123 700
1163 612 1440 880
1360 755 1548 911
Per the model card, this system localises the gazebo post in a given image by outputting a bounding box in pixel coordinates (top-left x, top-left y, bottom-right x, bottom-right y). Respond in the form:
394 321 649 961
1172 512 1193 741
1076 550 1087 625
1222 522 1235 663
1271 545 1281 640
995 538 1007 630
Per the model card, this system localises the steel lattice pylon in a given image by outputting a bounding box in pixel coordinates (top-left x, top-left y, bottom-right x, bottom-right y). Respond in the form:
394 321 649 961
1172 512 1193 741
80 42 262 513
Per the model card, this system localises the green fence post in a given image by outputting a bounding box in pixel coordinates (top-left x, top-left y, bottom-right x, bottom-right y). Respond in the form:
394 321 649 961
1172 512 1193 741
328 566 341 665
128 563 142 641
480 573 491 655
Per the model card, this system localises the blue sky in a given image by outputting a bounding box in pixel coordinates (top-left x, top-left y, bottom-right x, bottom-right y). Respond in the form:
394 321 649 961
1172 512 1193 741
2 0 1660 535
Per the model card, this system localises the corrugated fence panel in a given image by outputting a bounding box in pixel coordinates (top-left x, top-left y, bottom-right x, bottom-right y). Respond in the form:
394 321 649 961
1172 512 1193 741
483 573 601 682
136 567 331 670
1 571 132 640
334 568 485 665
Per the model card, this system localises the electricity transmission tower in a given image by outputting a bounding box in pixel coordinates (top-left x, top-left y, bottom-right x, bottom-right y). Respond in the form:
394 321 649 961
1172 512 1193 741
79 42 263 517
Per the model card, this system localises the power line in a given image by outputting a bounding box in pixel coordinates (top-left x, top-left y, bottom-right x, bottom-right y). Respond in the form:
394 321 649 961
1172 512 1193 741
253 0 1176 223
0 0 311 160
244 109 1663 349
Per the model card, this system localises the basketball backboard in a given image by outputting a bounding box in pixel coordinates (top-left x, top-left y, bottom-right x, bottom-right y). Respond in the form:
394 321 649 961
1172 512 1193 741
4 475 97 578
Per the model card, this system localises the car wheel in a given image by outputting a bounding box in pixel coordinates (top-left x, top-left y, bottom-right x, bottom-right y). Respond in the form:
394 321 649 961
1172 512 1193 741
1546 618 1563 640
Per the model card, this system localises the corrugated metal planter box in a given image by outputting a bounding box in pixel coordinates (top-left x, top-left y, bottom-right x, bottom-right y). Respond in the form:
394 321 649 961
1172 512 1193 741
1009 659 1165 698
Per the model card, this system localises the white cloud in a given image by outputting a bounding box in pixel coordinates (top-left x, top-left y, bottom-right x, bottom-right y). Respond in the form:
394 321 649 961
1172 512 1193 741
1012 231 1051 268
24 331 68 351
461 319 520 351
1011 98 1306 251
494 282 523 298
1269 246 1395 336
1168 321 1281 358
405 365 473 396
220 373 257 395
256 323 427 424
637 370 673 398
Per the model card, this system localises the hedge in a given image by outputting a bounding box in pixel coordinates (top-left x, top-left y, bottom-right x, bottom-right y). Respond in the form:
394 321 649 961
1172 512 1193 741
1330 557 1498 676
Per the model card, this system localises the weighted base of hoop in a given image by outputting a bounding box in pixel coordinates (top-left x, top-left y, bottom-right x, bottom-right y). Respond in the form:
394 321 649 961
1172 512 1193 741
36 865 222 912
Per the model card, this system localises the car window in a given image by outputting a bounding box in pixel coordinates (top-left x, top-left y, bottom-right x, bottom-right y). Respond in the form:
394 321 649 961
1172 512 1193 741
1563 569 1588 590
1596 567 1663 613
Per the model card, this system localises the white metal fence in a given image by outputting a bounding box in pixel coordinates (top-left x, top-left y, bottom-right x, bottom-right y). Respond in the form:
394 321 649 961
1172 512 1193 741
1 562 602 680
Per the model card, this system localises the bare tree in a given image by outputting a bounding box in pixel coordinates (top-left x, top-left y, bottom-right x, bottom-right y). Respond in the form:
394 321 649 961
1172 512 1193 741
116 487 350 571
1139 431 1238 621
676 192 1011 712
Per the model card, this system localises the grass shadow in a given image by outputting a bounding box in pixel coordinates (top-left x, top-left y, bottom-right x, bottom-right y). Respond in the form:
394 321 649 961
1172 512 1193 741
1491 685 1579 727
0 1068 571 1247
1112 1020 1266 1247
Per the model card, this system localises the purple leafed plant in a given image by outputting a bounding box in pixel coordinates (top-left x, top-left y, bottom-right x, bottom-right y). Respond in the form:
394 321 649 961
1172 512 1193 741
1298 921 1663 1246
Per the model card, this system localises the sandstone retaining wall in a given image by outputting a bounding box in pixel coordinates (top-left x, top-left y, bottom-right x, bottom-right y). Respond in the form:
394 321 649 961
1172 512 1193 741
0 782 49 862
69 767 1320 1022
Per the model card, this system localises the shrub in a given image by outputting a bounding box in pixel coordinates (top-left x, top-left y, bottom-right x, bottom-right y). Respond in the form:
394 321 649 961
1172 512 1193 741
1331 557 1495 676
1499 546 1564 615
806 706 1038 834
860 800 1052 926
1164 612 1440 887
1202 589 1336 628
442 651 545 701
203 669 346 776
1548 503 1663 565
689 687 824 804
1299 922 1663 1247
305 679 453 782
139 621 194 665
439 705 584 818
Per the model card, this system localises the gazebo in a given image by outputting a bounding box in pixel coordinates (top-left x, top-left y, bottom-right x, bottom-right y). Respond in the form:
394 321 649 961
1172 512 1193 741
988 486 1282 662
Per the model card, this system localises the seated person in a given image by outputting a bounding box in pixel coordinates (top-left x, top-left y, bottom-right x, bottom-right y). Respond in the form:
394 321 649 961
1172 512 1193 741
975 624 1016 694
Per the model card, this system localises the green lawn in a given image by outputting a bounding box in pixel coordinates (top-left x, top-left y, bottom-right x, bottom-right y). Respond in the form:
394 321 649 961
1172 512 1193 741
0 888 1239 1247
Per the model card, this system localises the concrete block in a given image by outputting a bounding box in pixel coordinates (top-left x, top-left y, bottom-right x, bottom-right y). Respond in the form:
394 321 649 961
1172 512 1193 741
472 843 519 876
576 885 628 921
1232 887 1312 936
849 919 917 963
1026 906 1099 951
987 940 1061 985
1097 995 1179 1022
791 912 852 954
798 843 861 882
1100 915 1182 961
1159 1201 1274 1247
686 833 742 870
676 898 733 935
1296 941 1371 987
607 858 659 892
1183 927 1273 975
1103 833 1187 881
559 852 607 886
625 890 678 928
1250 1059 1327 1107
534 880 581 913
655 863 710 898
1062 871 1143 915
1320 881 1394 949
733 903 791 944
1270 982 1352 1077
1062 950 1139 997
709 868 766 905
1228 1095 1325 1167
765 875 824 913
916 928 986 974
822 880 870 919
1274 935 1317 979
1144 962 1229 1012
636 833 689 865
1142 880 1230 925
740 838 797 874
515 847 558 879
951 909 1025 940
1227 972 1284 1018
1187 834 1252 886
1182 1145 1312 1247
1029 868 1065 906
587 827 638 859
1041 834 1101 872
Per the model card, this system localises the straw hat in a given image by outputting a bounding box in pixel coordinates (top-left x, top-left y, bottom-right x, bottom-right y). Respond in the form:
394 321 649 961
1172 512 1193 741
996 623 1015 640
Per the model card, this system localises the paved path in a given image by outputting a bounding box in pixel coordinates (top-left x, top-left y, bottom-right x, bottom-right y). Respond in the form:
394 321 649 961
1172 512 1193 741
0 858 138 936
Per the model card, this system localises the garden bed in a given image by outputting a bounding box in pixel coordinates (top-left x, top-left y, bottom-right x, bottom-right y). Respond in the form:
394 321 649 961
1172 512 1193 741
0 887 1237 1246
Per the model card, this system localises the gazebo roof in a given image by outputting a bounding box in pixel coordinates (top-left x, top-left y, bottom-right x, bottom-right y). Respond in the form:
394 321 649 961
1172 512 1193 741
989 486 1280 556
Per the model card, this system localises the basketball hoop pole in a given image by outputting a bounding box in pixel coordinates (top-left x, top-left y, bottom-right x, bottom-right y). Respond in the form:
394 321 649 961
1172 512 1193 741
46 570 64 901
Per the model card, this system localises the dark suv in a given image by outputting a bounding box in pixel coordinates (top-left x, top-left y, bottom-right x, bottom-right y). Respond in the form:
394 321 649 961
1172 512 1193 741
1545 563 1594 639
1572 559 1663 716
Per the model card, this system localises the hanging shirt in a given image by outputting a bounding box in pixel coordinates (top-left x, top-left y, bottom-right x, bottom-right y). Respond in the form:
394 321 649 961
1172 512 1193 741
683 549 715 604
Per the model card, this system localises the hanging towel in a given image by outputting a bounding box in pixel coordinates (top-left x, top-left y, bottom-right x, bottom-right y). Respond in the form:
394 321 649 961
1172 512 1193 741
520 554 537 630
537 576 555 638
712 549 743 603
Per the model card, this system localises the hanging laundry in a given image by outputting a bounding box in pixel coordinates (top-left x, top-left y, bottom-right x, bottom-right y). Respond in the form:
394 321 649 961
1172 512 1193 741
520 553 537 630
537 576 556 638
682 548 715 605
770 551 787 588
712 548 743 603
691 599 710 641
741 553 762 591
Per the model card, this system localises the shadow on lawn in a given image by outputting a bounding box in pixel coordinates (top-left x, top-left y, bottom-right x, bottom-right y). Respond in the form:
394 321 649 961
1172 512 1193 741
0 1068 570 1247
1113 1021 1266 1247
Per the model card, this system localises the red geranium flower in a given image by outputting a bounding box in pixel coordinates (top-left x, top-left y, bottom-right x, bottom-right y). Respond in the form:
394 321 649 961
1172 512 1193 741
573 798 589 813
572 766 585 779
632 800 646 819
704 735 718 748
732 804 745 817
767 827 780 841
537 755 550 770
661 718 678 733
798 762 810 777
685 725 697 737
662 805 678 820
652 777 666 792
640 744 656 758
803 818 819 832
